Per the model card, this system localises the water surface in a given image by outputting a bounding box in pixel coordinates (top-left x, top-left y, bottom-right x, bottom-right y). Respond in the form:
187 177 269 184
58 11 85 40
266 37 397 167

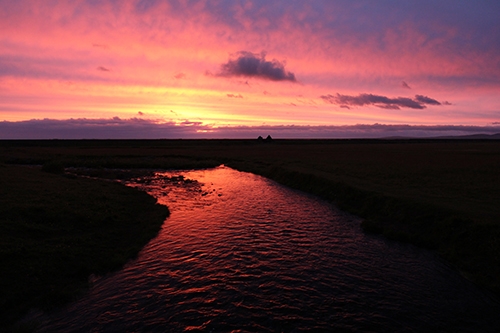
37 166 500 332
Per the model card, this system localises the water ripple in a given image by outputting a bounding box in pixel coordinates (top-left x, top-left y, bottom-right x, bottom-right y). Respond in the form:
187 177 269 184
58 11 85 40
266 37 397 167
36 166 500 332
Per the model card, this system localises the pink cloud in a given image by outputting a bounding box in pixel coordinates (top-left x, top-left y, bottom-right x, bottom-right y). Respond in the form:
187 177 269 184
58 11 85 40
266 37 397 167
0 1 499 129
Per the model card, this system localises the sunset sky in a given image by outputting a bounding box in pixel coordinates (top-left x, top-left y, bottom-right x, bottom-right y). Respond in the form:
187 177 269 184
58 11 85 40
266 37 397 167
1 0 499 138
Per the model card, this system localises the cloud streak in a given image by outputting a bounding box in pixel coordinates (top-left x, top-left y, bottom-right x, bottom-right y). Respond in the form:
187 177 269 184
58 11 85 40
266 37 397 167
219 51 296 82
321 93 447 110
1 118 499 139
0 118 211 139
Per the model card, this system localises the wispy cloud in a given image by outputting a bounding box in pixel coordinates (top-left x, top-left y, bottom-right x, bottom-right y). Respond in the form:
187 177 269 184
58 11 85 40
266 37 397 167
97 66 110 72
321 93 448 110
218 51 296 82
401 81 411 89
414 95 441 105
227 93 243 98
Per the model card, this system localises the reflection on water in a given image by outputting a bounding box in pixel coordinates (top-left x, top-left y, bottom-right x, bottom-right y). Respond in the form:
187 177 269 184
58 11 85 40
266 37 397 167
37 166 500 332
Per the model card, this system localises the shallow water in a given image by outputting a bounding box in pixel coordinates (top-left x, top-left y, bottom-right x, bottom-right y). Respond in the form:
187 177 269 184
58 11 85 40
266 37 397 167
36 166 500 332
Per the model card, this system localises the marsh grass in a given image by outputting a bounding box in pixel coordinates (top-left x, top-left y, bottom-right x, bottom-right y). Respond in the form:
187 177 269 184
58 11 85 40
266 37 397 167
0 165 169 330
1 139 500 328
221 141 500 295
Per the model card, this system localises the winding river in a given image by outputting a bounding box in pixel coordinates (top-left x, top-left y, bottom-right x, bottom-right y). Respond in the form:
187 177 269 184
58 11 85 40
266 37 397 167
36 166 500 332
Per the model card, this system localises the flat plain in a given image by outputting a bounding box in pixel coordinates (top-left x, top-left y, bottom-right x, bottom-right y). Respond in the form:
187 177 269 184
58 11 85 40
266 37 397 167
1 139 499 330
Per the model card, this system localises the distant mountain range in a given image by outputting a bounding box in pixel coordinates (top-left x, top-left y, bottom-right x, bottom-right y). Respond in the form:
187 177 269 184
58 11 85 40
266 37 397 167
435 133 500 140
383 133 500 140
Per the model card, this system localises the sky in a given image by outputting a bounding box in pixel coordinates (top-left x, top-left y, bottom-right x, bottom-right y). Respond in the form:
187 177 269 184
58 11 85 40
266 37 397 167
1 0 500 139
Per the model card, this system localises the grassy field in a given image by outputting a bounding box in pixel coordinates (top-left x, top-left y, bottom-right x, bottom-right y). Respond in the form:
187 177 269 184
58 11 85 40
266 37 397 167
0 163 169 331
1 139 499 328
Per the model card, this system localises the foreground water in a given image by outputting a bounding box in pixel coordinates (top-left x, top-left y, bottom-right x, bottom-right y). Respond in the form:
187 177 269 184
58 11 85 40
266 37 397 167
36 166 500 332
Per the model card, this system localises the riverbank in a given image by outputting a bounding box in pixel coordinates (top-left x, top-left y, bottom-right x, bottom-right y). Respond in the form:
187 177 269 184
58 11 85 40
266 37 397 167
1 139 499 318
31 166 500 332
217 140 500 296
227 161 500 294
0 164 169 331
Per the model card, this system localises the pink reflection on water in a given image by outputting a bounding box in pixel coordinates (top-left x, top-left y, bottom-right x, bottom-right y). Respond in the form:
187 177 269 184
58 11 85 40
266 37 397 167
34 166 500 332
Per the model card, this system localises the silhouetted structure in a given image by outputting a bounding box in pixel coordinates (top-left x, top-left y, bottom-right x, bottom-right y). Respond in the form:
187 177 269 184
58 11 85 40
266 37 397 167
257 135 273 143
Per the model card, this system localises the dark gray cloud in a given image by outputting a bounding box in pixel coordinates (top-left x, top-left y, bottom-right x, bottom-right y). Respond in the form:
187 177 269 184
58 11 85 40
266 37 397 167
402 81 411 89
1 118 499 139
219 51 296 82
414 95 441 105
321 93 448 109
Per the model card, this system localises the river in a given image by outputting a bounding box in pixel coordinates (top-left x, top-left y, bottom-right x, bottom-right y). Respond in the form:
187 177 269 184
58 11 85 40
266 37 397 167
36 166 500 332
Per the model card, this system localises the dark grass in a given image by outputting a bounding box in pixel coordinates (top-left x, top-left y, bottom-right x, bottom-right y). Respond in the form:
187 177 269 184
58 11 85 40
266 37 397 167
229 162 500 292
0 164 169 331
1 139 500 329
